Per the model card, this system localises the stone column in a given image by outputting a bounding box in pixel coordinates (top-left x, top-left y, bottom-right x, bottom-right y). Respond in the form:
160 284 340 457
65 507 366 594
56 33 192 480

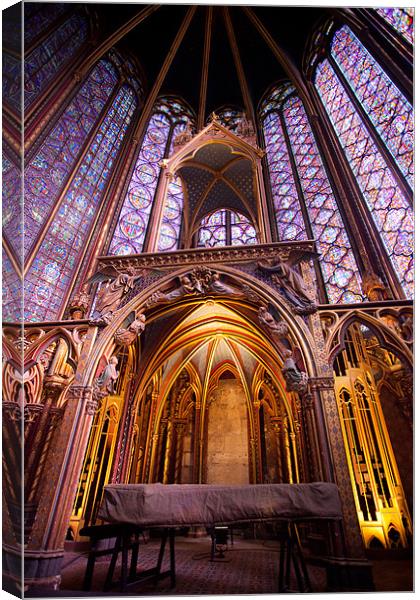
21 385 97 591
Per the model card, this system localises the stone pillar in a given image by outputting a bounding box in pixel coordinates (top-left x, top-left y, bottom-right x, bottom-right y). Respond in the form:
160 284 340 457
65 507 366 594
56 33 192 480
20 385 97 591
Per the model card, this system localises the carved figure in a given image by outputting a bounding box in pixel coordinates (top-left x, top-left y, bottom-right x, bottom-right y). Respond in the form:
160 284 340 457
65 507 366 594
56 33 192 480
362 271 388 301
258 254 317 314
173 122 193 147
281 350 308 394
147 268 241 305
236 111 255 138
96 356 119 395
89 266 144 324
69 284 91 319
114 313 146 346
258 305 288 337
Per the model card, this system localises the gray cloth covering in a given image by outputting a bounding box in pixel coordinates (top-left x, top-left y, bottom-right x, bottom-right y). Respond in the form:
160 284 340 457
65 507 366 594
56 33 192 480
98 483 342 527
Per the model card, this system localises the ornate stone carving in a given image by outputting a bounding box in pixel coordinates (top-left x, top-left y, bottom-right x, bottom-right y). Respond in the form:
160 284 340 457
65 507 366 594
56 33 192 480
146 268 243 306
114 313 146 346
236 111 255 139
173 122 194 148
258 305 288 337
90 268 144 325
69 285 91 320
362 270 389 301
309 376 335 391
257 255 317 315
94 357 119 396
281 351 309 394
96 241 316 273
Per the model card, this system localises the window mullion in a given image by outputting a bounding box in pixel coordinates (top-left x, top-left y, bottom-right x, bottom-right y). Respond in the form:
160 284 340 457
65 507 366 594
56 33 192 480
24 79 121 273
279 107 329 304
330 57 412 204
142 119 175 251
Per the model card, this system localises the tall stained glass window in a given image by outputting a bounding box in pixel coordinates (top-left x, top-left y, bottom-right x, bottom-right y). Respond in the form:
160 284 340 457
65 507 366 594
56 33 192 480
110 98 193 255
375 8 414 45
24 11 89 109
260 84 364 304
24 59 118 260
331 25 413 188
3 150 22 255
315 25 413 299
24 3 69 46
24 85 138 322
197 209 257 247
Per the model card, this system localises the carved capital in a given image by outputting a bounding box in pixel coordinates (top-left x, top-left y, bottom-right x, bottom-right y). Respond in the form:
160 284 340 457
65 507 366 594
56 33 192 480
309 376 335 391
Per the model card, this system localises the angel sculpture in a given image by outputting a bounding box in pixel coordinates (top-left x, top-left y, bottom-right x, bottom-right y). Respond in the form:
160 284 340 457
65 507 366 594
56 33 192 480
258 305 288 337
281 350 308 394
258 251 317 314
89 266 145 324
96 356 119 395
114 313 146 346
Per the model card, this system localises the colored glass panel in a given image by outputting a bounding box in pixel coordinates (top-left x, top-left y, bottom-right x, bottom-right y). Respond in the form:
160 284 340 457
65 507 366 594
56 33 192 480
331 25 413 188
158 176 184 252
259 83 295 121
315 60 413 298
109 112 171 255
198 210 227 247
263 111 307 242
24 3 68 45
24 85 137 322
376 8 414 44
3 52 21 112
3 151 22 255
231 211 258 246
2 248 22 323
283 95 364 304
24 59 118 259
24 13 88 108
198 209 256 247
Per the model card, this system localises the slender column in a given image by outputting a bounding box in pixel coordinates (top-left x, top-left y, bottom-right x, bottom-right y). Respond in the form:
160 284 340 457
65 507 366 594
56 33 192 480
271 419 284 483
77 5 160 78
223 7 255 127
283 417 293 483
132 7 197 143
197 7 213 130
23 385 97 589
173 421 186 483
242 7 315 113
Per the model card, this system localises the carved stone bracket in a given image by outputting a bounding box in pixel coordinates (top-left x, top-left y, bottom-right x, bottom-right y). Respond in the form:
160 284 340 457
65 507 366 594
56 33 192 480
96 241 316 272
309 376 335 392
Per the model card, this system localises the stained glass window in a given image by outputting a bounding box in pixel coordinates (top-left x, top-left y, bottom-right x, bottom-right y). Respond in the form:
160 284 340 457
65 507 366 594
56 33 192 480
110 112 171 255
315 59 413 298
110 98 193 255
260 84 363 304
2 248 22 323
331 25 413 188
376 8 414 45
197 209 257 247
24 2 68 46
24 12 89 109
208 106 244 133
158 176 184 252
24 85 137 322
283 96 364 304
24 59 118 260
3 151 22 255
262 112 307 242
3 53 21 113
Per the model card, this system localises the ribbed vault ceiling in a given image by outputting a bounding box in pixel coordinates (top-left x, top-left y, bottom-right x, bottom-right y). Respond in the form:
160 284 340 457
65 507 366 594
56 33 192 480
90 4 330 117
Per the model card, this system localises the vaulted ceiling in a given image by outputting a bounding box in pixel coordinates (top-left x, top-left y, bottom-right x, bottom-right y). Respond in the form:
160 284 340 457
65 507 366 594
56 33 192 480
90 4 331 117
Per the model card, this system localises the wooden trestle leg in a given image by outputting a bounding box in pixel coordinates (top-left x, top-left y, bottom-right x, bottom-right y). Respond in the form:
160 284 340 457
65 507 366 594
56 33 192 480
278 521 312 593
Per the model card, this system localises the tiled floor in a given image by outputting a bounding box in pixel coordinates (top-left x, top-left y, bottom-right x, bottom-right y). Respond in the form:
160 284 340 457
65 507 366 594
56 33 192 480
28 536 413 596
